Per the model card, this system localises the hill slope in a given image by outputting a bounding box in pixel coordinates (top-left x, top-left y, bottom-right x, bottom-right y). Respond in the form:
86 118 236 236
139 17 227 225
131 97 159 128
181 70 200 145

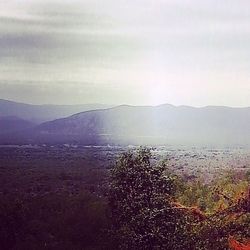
2 105 249 146
0 116 35 134
0 99 112 123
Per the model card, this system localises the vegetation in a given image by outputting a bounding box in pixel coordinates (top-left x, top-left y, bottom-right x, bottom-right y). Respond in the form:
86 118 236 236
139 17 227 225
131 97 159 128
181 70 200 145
109 148 250 250
108 148 182 249
0 147 249 249
0 192 110 250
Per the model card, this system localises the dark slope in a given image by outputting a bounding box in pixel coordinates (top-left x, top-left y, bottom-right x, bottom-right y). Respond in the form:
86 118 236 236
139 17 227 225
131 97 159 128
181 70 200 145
0 99 112 123
0 116 35 134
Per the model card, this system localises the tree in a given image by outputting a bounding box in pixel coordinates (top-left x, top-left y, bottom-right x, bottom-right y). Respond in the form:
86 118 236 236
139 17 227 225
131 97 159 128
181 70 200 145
108 148 186 249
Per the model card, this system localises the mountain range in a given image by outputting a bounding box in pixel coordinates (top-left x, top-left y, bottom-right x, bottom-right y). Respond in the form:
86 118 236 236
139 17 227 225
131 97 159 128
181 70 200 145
0 99 112 123
0 116 35 134
0 99 249 147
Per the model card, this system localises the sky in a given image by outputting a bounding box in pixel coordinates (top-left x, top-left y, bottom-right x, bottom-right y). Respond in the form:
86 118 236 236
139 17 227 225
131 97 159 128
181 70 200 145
0 0 250 106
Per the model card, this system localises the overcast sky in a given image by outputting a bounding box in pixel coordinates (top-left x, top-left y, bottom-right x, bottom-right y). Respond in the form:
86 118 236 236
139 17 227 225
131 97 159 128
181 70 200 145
0 0 250 106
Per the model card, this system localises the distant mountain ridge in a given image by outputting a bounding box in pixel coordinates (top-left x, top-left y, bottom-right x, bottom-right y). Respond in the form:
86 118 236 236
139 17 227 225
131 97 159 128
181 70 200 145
1 103 249 146
0 116 35 134
0 99 112 123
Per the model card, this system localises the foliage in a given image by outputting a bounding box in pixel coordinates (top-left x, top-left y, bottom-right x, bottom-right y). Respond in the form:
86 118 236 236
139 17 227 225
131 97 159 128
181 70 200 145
229 237 250 250
178 171 249 214
109 148 192 249
177 174 250 250
109 148 250 250
0 192 110 250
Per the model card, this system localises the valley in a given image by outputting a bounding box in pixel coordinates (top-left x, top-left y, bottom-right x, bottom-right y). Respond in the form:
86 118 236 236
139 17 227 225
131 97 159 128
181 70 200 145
1 145 249 195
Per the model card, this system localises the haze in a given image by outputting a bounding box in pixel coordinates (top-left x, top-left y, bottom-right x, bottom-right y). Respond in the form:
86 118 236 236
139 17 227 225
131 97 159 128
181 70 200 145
0 0 250 107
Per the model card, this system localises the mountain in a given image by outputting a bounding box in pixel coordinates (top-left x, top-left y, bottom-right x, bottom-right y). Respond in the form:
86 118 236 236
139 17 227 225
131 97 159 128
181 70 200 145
1 104 249 146
0 116 35 134
0 99 112 123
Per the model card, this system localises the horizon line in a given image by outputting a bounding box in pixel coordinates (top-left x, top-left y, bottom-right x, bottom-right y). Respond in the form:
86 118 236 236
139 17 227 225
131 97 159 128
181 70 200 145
0 98 250 109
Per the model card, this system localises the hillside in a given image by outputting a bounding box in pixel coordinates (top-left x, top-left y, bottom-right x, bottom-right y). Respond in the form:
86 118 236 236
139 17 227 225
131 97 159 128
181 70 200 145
0 99 112 123
1 104 249 146
0 116 35 134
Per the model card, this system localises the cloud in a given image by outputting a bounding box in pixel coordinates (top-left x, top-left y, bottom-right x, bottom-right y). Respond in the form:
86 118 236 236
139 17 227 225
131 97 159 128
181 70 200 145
0 0 250 106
